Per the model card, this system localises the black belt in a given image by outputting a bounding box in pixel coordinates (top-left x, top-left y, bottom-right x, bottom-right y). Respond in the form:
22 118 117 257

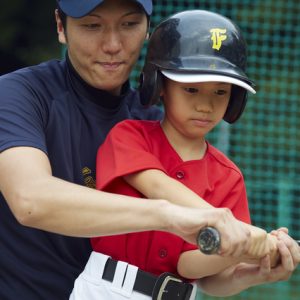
102 258 194 300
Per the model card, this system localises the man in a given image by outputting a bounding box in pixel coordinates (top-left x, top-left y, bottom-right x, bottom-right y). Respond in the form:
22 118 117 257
0 1 267 299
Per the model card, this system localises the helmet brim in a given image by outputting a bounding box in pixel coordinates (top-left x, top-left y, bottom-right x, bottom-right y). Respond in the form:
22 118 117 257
161 70 256 94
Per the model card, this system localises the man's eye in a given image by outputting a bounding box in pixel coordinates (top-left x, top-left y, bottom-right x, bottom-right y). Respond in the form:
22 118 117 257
184 87 198 94
83 24 101 29
122 21 139 27
121 21 142 29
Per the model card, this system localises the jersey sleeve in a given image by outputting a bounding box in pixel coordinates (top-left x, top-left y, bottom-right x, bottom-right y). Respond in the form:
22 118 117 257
96 121 166 190
0 72 48 154
205 145 251 224
219 170 251 224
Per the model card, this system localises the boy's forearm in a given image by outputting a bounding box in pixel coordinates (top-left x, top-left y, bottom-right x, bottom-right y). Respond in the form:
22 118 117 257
177 250 241 279
177 248 263 280
197 265 252 297
124 169 212 209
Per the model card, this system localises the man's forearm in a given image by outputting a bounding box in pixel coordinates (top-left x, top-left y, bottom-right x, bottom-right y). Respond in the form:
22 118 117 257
5 174 171 237
0 147 177 237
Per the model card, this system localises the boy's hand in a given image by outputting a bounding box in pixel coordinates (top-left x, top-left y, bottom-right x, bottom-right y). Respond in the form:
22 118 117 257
244 225 269 258
267 234 280 267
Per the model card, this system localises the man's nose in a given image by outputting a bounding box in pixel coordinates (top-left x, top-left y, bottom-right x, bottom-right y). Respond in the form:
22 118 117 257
101 29 122 54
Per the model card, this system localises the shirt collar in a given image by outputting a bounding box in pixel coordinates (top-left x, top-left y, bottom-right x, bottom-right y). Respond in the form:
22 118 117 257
65 52 131 109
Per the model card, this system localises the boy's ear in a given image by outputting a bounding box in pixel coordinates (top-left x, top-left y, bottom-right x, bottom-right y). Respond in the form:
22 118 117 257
55 9 67 44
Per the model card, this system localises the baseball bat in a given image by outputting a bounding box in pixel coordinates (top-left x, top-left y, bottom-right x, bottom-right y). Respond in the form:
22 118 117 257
197 226 221 254
197 227 300 255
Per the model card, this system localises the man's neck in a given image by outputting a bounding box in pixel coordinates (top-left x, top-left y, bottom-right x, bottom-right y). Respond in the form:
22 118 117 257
65 52 130 109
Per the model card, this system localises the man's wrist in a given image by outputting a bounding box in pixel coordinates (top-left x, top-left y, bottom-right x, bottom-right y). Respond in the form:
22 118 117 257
149 199 175 232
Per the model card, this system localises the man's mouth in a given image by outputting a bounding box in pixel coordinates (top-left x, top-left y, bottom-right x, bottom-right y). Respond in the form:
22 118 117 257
99 62 124 70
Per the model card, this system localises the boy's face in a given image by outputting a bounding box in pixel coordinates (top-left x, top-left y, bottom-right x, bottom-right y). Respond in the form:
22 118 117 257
56 0 148 95
161 79 231 139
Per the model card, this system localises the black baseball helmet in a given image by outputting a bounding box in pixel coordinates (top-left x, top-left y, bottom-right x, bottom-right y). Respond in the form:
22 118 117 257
139 10 256 123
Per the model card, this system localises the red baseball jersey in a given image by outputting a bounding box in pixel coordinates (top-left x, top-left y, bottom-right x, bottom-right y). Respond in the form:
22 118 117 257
92 120 251 277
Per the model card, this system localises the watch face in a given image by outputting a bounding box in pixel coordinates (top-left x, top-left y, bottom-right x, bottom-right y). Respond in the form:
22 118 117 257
197 227 221 255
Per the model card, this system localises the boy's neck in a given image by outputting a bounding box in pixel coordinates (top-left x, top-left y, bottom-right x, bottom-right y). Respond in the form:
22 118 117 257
160 121 207 162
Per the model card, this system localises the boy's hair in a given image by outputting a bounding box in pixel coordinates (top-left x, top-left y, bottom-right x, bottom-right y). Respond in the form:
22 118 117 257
139 10 256 124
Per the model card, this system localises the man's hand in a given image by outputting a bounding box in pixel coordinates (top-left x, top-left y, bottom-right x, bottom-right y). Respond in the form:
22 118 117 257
233 230 300 287
166 205 251 257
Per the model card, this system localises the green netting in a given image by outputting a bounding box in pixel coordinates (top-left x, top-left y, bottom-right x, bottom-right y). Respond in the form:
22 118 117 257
131 1 300 299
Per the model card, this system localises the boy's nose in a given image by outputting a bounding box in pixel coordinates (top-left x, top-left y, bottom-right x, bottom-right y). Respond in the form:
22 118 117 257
195 97 213 113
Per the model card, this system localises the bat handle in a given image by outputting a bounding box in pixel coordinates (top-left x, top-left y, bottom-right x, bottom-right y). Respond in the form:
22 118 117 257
197 226 221 254
297 240 300 246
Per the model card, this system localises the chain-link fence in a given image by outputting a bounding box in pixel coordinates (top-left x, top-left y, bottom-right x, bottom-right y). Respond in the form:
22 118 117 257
131 1 300 299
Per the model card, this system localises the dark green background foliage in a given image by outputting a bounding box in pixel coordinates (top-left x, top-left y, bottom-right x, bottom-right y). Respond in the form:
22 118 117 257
1 1 299 299
0 0 60 74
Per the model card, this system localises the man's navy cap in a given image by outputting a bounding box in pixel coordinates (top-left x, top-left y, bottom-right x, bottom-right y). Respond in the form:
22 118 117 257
57 0 153 18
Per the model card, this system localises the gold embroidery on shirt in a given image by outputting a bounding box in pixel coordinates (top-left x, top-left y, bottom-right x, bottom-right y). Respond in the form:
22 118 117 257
82 167 96 189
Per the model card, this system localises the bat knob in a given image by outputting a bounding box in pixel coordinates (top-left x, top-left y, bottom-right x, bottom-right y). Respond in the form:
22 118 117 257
197 226 221 255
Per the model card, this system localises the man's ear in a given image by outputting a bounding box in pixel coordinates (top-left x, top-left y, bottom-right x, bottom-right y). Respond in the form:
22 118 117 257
55 9 67 44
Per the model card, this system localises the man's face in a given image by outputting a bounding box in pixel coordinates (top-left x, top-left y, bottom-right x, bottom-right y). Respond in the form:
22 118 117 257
56 0 148 95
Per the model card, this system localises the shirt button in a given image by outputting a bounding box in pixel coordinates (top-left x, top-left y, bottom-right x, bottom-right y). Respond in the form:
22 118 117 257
176 171 185 179
159 249 168 258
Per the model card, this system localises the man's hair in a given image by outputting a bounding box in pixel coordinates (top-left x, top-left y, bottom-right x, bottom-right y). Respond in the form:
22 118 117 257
57 6 67 29
56 1 150 31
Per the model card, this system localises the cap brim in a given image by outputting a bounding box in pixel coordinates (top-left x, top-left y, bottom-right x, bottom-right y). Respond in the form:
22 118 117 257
136 0 152 15
161 70 256 94
59 0 152 17
58 0 103 18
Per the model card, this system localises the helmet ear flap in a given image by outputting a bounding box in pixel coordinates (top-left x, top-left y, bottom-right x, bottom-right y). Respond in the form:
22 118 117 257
223 86 248 123
139 65 163 107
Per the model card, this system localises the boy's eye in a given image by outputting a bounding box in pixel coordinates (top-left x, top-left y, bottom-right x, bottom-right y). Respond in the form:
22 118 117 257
184 87 198 94
215 89 228 95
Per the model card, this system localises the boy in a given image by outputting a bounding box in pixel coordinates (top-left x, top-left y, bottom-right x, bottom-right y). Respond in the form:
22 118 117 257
71 10 300 300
